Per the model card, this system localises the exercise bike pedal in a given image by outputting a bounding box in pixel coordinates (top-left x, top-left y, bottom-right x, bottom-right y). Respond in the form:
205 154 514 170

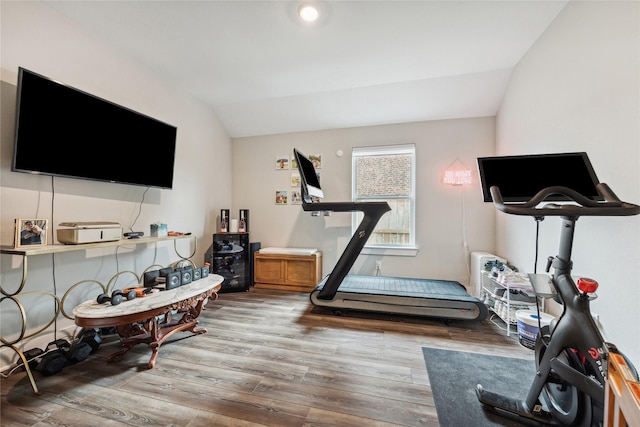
476 384 557 425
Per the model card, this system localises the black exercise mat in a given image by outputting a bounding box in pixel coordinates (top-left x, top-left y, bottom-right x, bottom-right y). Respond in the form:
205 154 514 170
423 347 543 427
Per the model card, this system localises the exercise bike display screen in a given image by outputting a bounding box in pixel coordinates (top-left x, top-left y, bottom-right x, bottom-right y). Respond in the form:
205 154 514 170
477 152 603 203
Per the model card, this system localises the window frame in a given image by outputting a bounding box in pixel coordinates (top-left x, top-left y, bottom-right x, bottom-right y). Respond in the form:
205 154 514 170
351 144 417 256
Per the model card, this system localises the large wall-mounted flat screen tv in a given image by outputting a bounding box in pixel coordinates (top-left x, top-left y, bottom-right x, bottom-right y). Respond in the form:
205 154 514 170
12 67 177 189
477 152 602 203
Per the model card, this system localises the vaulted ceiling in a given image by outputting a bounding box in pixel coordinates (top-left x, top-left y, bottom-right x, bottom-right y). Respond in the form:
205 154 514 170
45 1 568 138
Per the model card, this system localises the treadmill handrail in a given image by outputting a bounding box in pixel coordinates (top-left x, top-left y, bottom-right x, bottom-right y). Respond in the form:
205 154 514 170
490 183 640 217
303 200 391 300
302 201 391 214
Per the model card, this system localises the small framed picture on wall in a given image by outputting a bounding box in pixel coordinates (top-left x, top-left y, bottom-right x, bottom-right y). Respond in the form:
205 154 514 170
291 170 301 187
291 190 302 204
309 154 322 169
275 156 289 170
15 218 48 247
275 190 288 205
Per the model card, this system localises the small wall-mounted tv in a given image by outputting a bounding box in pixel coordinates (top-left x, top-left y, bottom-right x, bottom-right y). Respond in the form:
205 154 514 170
477 152 602 203
12 67 177 189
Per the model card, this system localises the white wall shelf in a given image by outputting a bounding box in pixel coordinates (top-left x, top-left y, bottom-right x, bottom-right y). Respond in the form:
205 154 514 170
1 235 194 257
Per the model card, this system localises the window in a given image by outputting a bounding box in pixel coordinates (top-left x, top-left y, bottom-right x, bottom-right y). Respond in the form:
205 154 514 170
352 144 416 253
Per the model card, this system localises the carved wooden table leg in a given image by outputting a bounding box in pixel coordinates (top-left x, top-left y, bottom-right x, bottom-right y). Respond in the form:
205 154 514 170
146 316 160 369
179 297 209 334
144 298 210 367
107 320 155 363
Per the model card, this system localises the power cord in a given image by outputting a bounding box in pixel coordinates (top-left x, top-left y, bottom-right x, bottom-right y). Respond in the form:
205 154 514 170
113 186 150 289
129 186 149 233
533 217 548 344
51 176 58 340
533 216 544 275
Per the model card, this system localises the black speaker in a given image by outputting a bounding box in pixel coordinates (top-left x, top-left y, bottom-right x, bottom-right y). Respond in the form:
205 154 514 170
201 265 209 278
143 269 159 287
239 209 249 233
193 267 202 281
180 267 193 286
165 271 181 290
159 267 173 276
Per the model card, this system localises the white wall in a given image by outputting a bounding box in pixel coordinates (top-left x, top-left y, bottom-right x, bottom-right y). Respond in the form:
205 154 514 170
232 117 496 286
496 1 640 365
0 1 232 366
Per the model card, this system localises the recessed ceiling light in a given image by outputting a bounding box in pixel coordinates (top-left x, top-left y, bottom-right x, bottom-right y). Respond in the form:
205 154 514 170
299 4 319 22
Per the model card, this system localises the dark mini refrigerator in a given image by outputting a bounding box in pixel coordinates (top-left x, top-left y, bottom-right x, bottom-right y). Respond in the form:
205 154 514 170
207 233 251 293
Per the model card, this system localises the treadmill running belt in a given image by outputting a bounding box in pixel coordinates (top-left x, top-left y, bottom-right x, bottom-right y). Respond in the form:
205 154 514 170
311 274 488 321
317 274 477 301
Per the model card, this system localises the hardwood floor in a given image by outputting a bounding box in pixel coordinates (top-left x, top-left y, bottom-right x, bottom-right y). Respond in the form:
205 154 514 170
1 287 532 426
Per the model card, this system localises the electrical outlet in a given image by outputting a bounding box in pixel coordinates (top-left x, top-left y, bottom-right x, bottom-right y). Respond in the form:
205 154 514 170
375 261 382 269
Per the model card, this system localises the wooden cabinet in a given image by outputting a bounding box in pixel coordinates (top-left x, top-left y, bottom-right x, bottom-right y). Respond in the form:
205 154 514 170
254 250 322 292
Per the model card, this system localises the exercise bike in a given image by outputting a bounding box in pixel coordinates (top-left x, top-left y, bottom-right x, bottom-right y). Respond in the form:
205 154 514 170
476 183 640 426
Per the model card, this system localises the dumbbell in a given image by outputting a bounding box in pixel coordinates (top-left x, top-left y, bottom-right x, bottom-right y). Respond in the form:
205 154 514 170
96 289 136 305
34 339 70 376
15 347 45 371
77 328 102 353
63 341 92 364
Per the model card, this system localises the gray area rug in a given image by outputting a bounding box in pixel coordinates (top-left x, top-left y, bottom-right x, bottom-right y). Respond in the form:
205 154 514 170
423 347 543 427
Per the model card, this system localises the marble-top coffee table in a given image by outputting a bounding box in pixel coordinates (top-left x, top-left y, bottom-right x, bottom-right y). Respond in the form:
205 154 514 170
73 275 223 368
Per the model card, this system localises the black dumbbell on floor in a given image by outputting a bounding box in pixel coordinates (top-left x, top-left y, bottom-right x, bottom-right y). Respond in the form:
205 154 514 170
14 347 45 372
34 339 69 376
33 338 93 376
77 328 102 353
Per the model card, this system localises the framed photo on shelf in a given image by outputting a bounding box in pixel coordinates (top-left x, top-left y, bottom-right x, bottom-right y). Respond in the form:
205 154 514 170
15 218 48 248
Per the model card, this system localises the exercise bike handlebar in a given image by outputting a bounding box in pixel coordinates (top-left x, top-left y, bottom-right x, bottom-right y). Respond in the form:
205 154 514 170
490 183 640 217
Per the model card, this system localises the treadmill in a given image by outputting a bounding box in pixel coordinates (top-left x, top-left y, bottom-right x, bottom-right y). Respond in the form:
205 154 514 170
293 148 488 321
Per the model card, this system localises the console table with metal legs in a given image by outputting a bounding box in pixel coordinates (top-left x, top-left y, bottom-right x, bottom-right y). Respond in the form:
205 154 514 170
0 235 197 394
